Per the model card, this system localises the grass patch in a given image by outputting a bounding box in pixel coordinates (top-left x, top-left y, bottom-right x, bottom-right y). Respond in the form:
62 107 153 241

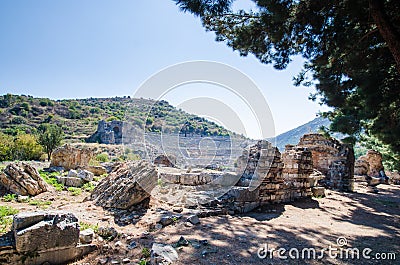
67 187 82 196
39 170 64 191
0 206 19 234
157 179 164 187
82 182 95 192
2 194 16 202
138 259 148 265
141 247 151 258
28 199 52 209
79 221 99 233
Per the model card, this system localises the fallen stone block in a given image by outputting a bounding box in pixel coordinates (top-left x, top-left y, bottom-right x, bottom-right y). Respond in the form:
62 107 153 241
187 214 200 225
0 163 48 196
77 169 94 182
0 211 96 265
91 160 157 209
50 144 94 170
13 212 80 252
56 176 85 187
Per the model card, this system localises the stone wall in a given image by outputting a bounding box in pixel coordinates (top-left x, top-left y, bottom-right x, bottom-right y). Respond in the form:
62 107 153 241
235 140 313 206
296 134 354 192
87 120 124 144
281 145 314 200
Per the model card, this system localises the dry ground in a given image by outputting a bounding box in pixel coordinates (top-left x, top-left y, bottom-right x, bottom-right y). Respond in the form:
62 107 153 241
1 182 399 265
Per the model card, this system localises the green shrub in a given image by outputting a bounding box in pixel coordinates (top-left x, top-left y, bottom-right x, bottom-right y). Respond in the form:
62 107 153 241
141 247 151 258
29 200 52 209
106 116 119 122
13 134 43 161
138 259 148 265
95 153 109 163
0 132 13 161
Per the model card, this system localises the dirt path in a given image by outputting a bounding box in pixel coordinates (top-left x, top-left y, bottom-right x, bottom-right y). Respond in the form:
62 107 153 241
1 183 399 264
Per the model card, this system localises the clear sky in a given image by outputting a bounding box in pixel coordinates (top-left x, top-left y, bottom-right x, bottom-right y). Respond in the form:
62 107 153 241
0 0 328 137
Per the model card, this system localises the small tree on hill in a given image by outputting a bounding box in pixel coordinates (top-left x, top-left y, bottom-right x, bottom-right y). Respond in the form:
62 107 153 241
37 124 64 161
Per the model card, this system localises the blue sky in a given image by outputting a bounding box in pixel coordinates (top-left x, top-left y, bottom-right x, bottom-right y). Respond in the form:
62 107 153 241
0 0 328 136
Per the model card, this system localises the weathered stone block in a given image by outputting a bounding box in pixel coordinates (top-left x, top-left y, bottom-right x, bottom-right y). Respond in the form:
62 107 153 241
13 212 79 252
50 144 94 170
56 176 85 187
312 187 325 197
0 163 48 196
77 169 94 182
91 160 157 209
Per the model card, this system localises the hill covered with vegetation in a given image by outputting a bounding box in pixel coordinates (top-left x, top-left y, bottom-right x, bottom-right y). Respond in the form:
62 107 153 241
0 94 233 143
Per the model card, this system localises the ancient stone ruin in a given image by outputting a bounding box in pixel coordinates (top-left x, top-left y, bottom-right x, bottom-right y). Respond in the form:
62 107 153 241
87 120 124 144
0 163 48 196
91 135 354 217
50 144 94 170
355 149 384 177
296 133 354 192
92 139 320 218
354 149 389 188
233 140 314 210
0 212 95 265
282 145 317 197
91 160 158 209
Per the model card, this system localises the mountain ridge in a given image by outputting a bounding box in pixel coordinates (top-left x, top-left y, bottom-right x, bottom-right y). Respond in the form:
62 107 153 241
269 117 345 151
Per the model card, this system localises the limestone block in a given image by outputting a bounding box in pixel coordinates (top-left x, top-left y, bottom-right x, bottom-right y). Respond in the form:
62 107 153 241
13 212 79 252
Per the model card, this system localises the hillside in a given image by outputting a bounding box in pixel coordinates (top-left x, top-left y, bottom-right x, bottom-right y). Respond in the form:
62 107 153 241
270 117 345 151
0 94 234 143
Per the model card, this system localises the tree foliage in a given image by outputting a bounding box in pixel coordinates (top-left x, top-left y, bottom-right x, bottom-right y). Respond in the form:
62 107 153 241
0 133 14 161
13 134 43 161
0 132 42 161
37 124 64 161
174 0 400 163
